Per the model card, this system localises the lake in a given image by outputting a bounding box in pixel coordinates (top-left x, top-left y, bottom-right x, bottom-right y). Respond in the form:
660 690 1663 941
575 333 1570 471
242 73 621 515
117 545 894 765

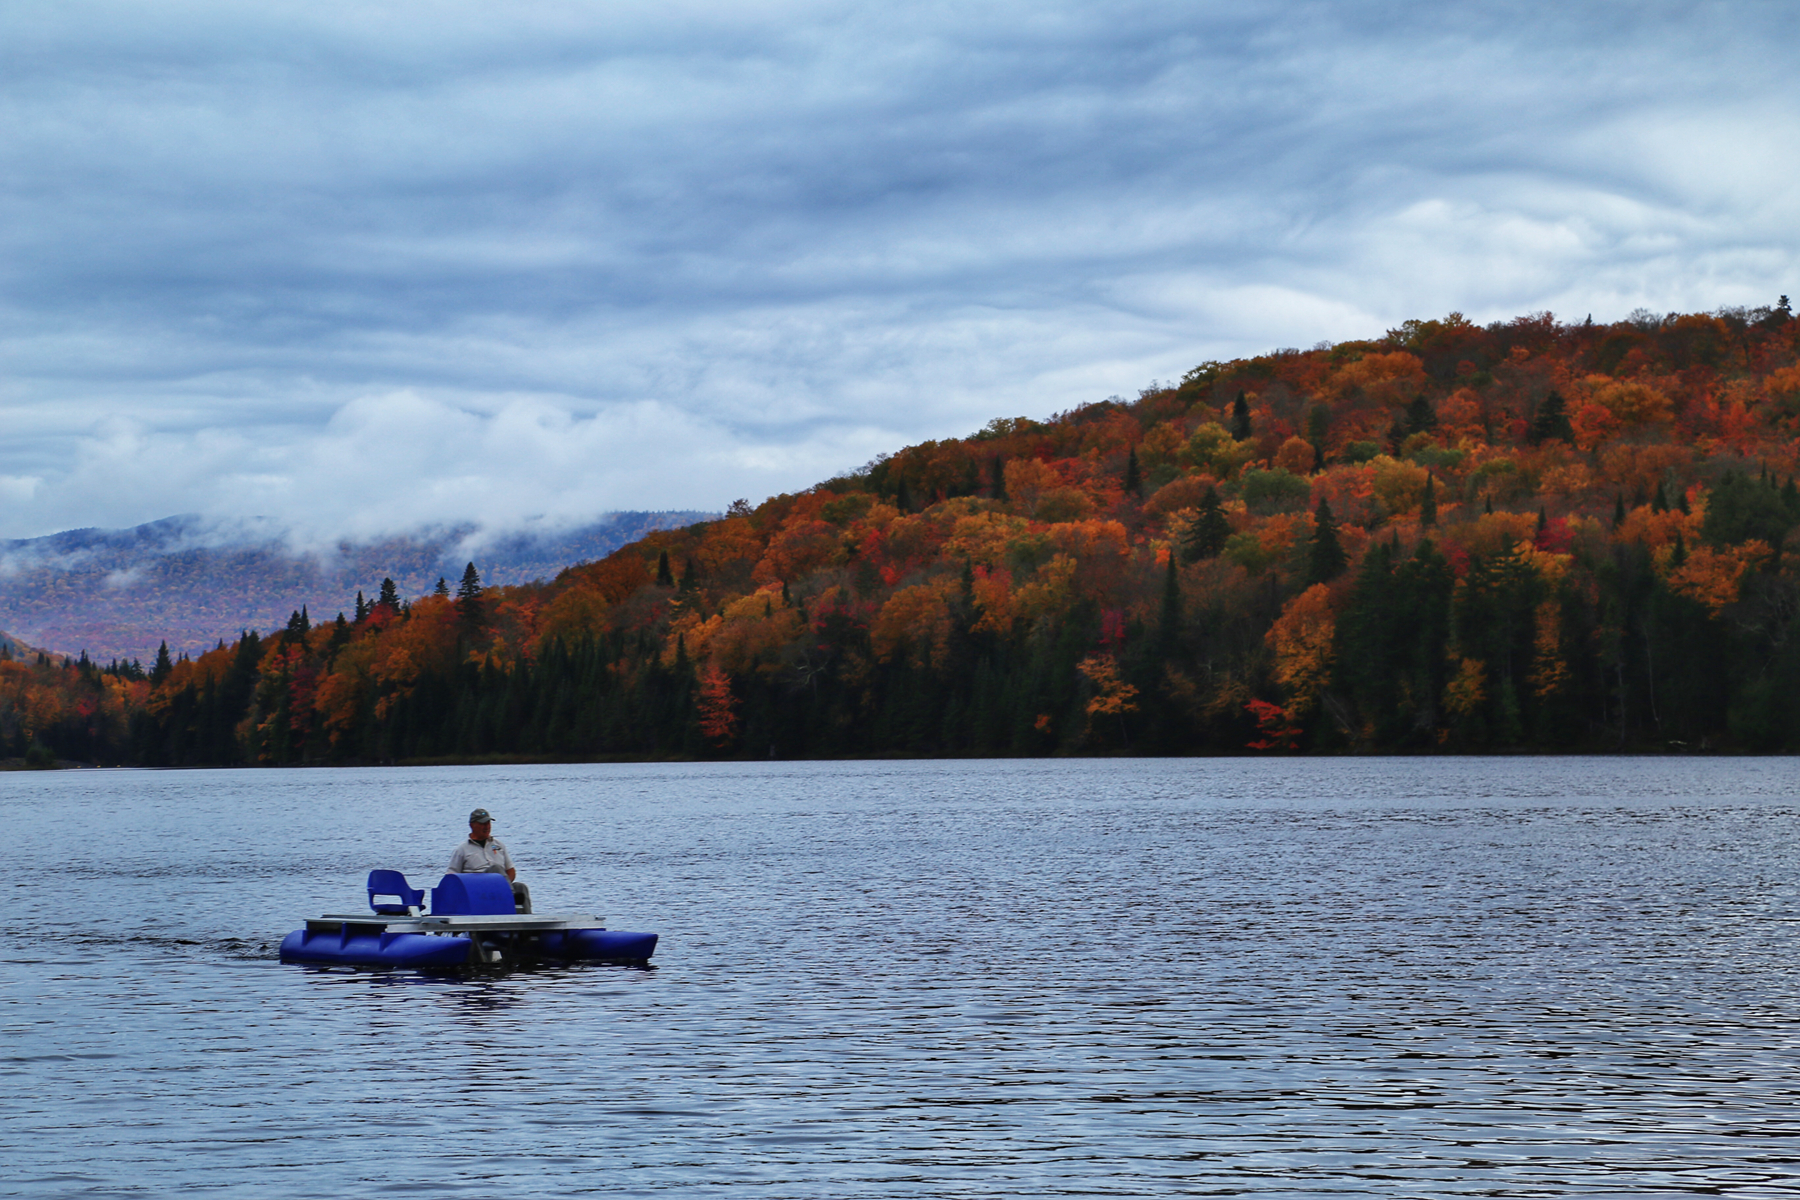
6 758 1800 1197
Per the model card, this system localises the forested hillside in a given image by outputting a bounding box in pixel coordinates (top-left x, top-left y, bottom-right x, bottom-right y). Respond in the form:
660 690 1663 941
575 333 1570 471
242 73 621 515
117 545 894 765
0 511 709 664
9 303 1800 765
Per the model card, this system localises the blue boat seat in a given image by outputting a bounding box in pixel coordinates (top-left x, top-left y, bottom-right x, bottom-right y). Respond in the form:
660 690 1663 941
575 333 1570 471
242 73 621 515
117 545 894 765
367 869 425 915
431 872 517 916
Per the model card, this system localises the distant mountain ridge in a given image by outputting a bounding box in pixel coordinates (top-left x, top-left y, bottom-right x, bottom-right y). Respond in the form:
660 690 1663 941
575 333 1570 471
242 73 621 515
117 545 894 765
0 512 714 663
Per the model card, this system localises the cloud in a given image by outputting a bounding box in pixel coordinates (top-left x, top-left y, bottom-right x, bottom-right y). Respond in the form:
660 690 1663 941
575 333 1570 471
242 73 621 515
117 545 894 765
0 0 1796 538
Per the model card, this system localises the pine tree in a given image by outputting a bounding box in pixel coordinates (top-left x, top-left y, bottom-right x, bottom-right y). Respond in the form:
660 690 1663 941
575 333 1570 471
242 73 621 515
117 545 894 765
1405 395 1437 435
1124 447 1142 497
678 557 698 592
434 577 450 596
655 550 674 587
377 578 400 613
1420 473 1437 527
1305 402 1330 450
456 562 485 628
354 591 367 622
896 476 913 513
1307 498 1348 585
1182 486 1231 561
1651 481 1669 513
1528 391 1575 445
990 456 1007 501
1156 553 1181 656
1230 391 1252 441
152 641 173 685
1613 494 1626 527
1386 412 1410 455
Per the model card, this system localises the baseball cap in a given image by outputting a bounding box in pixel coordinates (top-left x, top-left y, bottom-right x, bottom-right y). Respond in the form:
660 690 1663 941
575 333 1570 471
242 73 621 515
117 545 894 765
469 808 494 824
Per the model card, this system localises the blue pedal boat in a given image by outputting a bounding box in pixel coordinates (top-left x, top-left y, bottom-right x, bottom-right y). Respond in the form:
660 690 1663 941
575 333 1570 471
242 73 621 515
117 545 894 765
280 870 658 970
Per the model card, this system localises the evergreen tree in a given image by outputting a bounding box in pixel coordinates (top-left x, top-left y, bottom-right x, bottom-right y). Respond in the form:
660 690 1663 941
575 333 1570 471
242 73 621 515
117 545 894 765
354 591 367 622
377 577 400 613
678 557 698 592
456 562 485 629
434 577 450 596
1386 412 1410 455
1182 486 1231 561
1230 391 1252 441
1405 395 1437 435
655 550 674 587
1528 391 1575 444
1335 537 1454 747
896 476 913 513
1124 447 1142 497
1156 553 1181 656
990 456 1007 501
1421 473 1437 527
152 641 173 685
1307 498 1348 585
1305 402 1330 450
1651 481 1669 513
1613 493 1626 527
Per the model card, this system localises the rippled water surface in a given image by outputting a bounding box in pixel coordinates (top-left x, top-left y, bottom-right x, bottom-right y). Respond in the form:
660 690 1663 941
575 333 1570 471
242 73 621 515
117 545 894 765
7 758 1800 1197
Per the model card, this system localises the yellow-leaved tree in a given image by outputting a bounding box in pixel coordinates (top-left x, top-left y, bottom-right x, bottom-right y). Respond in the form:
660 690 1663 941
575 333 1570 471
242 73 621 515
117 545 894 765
1265 583 1337 718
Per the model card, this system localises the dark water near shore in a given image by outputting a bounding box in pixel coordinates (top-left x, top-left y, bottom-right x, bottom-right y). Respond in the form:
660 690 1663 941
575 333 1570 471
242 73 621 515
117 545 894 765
5 758 1800 1198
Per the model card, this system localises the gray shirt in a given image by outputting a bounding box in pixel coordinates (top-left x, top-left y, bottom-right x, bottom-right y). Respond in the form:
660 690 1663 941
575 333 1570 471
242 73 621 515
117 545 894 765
448 837 515 875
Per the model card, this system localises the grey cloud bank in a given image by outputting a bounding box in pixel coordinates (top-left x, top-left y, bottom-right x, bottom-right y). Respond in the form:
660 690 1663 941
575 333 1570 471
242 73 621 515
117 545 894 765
1 0 1795 539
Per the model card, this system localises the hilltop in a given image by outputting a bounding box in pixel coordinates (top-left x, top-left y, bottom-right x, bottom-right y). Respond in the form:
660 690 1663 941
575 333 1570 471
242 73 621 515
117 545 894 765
9 301 1800 764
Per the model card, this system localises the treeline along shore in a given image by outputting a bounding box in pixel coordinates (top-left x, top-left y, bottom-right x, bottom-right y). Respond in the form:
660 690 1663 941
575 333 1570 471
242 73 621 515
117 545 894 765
10 303 1800 765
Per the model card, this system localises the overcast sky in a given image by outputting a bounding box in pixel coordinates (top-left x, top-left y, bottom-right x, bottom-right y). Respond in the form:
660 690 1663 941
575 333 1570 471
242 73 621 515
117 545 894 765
1 0 1795 542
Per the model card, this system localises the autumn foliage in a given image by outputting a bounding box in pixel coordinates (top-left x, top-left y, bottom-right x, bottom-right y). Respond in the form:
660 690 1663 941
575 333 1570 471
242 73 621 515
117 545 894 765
7 301 1800 763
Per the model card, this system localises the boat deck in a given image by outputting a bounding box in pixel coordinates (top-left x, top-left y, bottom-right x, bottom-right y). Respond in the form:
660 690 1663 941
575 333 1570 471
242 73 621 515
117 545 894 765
308 912 607 934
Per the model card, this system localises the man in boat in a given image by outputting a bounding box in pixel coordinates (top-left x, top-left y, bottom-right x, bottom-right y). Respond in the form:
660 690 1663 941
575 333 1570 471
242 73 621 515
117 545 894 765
448 807 531 913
